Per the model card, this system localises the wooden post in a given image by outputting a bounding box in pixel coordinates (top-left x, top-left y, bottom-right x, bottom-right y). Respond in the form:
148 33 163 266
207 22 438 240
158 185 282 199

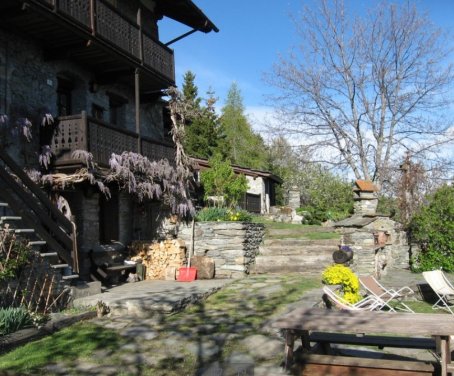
135 69 141 154
440 335 450 376
90 0 96 36
81 111 88 151
284 330 295 370
137 6 143 63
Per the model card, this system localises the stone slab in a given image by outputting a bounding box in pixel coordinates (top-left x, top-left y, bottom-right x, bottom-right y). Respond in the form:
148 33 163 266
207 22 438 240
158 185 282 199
73 279 232 317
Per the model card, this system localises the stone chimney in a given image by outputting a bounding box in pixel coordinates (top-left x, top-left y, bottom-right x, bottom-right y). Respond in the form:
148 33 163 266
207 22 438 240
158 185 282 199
353 180 378 216
287 186 301 210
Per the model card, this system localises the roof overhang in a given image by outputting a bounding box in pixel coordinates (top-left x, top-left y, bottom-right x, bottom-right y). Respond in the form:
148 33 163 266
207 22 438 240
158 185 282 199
192 158 283 184
154 0 219 33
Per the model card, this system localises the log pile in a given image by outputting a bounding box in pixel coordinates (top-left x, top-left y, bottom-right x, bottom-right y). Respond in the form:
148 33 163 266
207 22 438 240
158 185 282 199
130 239 187 280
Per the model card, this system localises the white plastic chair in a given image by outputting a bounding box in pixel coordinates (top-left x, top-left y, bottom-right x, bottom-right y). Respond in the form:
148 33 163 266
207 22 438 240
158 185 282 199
359 275 414 313
322 286 385 311
422 270 454 314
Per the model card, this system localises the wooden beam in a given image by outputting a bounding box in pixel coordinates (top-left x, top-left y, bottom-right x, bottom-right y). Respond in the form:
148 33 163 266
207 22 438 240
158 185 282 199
135 68 141 154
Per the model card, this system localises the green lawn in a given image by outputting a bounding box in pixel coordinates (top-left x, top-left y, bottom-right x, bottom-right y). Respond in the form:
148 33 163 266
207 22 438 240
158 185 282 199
0 322 126 374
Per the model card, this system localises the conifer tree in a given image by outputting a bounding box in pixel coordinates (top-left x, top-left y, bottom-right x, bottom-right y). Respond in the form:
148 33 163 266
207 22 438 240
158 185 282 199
220 83 267 169
181 72 224 159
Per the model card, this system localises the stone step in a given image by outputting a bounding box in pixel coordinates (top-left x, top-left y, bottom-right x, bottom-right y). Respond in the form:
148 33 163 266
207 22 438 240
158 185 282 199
259 245 337 256
0 215 22 223
13 228 35 234
254 255 333 274
50 264 69 269
266 226 336 236
40 252 58 257
263 238 339 247
62 274 79 281
28 240 47 247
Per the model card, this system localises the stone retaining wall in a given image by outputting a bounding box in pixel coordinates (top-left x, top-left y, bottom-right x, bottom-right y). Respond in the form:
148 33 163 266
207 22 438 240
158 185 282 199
178 222 265 279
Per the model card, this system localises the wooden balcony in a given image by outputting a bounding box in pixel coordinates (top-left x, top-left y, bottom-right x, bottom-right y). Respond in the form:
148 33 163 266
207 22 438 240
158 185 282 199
0 0 175 91
51 112 175 168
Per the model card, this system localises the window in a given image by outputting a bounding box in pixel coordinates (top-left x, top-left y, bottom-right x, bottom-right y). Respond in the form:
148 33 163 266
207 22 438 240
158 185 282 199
91 104 104 121
57 78 73 117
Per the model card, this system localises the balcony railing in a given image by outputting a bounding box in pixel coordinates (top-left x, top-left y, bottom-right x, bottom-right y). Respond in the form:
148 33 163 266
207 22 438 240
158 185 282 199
38 0 174 82
51 112 175 166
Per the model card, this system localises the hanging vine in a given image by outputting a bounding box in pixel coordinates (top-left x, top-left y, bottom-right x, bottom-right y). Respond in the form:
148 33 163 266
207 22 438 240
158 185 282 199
22 87 198 218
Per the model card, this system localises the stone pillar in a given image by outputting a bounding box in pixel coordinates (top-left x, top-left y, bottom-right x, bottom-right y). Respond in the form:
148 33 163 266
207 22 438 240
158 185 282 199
287 186 300 209
118 192 132 245
67 191 99 280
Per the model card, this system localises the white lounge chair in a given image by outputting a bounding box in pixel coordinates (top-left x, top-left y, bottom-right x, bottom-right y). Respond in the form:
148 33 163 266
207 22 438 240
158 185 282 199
422 270 454 314
322 286 385 311
359 275 414 313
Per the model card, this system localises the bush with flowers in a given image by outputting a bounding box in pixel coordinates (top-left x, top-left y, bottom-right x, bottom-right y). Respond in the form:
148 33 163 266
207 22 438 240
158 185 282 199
196 207 252 222
322 264 362 303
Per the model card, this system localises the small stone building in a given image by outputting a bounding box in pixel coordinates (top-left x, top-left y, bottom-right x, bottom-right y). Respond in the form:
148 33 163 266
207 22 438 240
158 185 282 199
192 158 282 214
334 180 409 277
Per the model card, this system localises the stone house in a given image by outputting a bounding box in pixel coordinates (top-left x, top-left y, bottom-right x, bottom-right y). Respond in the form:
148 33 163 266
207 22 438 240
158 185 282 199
0 0 217 280
191 157 282 214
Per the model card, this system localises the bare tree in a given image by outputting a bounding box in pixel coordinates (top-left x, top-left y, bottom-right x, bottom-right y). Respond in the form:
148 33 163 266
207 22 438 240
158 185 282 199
267 0 454 188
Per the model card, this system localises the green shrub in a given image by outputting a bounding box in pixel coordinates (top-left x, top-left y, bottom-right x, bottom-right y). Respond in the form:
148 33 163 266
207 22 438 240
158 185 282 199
409 185 454 272
196 207 229 221
0 227 31 282
226 209 252 222
0 307 33 336
322 264 362 303
196 207 253 222
297 206 351 225
200 153 249 209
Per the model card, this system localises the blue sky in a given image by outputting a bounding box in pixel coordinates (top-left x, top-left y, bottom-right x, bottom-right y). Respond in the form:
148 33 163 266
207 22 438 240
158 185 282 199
159 1 454 130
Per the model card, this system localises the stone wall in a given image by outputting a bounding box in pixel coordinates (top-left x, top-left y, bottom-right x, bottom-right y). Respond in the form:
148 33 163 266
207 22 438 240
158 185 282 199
337 216 409 277
178 222 265 278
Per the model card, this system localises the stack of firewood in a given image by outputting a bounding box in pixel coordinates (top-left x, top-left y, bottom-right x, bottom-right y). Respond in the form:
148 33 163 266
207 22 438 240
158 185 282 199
130 239 186 280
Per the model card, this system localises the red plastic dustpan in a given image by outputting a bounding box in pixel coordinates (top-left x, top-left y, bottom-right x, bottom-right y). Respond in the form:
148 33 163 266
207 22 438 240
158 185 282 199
177 267 197 282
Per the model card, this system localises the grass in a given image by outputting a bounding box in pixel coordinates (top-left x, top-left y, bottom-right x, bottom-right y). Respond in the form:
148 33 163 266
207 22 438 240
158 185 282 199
0 322 126 374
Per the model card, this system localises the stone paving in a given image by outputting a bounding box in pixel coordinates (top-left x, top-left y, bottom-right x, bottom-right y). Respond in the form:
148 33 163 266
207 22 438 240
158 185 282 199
73 279 233 316
37 273 323 376
2 270 441 375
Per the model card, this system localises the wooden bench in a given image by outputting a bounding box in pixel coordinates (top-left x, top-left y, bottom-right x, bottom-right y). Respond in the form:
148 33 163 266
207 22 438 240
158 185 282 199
307 332 436 353
94 264 137 284
299 354 436 376
272 307 454 375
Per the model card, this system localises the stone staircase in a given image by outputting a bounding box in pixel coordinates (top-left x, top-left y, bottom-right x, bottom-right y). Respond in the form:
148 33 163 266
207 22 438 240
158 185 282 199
253 226 340 275
0 201 78 282
0 149 79 282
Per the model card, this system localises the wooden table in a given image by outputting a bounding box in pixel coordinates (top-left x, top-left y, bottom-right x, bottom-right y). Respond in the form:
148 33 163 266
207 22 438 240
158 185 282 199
272 307 454 376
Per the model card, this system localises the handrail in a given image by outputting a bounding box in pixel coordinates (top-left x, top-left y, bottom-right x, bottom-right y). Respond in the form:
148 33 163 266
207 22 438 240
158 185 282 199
0 150 76 268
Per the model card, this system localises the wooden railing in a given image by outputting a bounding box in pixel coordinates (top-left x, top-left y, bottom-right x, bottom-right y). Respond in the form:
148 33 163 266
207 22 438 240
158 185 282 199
52 112 175 166
37 0 175 81
0 150 77 270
